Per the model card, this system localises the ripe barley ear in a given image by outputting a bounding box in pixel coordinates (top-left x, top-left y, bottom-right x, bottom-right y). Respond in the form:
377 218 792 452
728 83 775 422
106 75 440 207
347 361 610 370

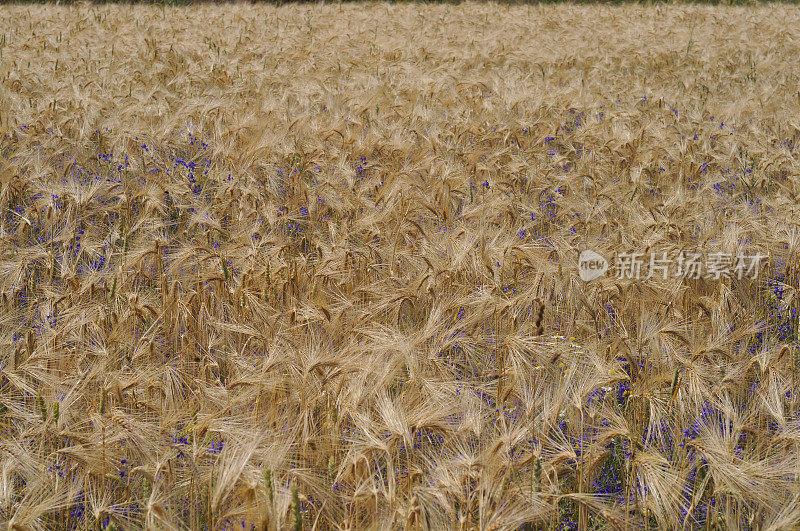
533 300 545 336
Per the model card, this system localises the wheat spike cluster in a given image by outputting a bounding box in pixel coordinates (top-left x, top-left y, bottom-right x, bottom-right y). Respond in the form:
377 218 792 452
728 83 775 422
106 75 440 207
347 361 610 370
1 3 800 529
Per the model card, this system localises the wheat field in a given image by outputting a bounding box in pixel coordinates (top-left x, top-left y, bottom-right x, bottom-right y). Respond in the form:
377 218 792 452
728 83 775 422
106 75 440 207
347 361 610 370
2 2 800 529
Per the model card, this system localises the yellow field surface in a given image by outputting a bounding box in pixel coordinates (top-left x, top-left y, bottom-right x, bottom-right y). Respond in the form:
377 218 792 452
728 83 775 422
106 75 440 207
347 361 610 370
2 3 800 529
